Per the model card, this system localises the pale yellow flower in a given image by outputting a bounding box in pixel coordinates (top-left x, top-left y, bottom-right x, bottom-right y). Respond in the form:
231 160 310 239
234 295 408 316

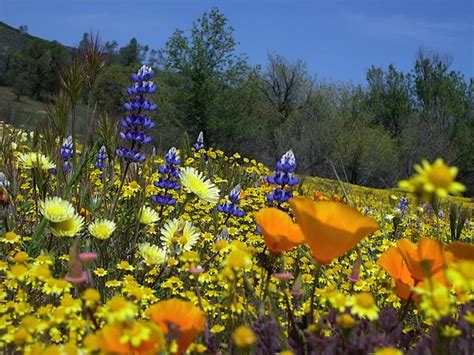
180 167 220 204
88 219 116 240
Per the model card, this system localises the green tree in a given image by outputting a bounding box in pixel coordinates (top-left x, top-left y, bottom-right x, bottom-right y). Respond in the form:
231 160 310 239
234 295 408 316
365 64 412 135
118 38 149 66
7 39 67 100
160 7 249 143
92 64 131 117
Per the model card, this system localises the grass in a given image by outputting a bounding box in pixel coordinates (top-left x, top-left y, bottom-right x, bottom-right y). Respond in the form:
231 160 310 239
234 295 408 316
0 86 48 128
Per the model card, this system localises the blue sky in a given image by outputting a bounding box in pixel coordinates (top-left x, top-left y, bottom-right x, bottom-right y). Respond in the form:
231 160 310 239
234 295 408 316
1 0 473 83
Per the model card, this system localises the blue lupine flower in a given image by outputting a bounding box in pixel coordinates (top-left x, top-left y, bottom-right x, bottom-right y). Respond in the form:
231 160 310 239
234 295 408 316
61 136 73 173
116 65 157 163
397 197 409 216
151 147 181 206
193 131 205 151
217 185 245 218
94 146 108 180
266 150 300 205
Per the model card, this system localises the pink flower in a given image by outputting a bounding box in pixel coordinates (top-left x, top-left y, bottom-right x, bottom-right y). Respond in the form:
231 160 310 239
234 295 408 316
79 252 97 263
273 272 293 281
188 266 204 275
66 272 88 284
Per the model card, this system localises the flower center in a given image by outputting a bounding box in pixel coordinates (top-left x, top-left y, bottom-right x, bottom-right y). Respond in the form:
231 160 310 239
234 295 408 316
427 165 452 188
357 293 375 309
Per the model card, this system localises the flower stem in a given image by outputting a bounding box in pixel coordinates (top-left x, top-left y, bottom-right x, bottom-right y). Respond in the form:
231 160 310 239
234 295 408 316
109 161 130 217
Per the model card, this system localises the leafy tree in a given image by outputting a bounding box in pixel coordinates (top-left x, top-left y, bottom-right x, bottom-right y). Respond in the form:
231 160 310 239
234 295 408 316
366 64 412 135
6 39 68 100
118 38 149 66
160 7 249 143
92 64 131 117
412 50 469 124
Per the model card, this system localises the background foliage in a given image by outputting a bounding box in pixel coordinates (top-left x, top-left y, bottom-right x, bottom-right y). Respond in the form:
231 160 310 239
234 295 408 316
0 7 472 193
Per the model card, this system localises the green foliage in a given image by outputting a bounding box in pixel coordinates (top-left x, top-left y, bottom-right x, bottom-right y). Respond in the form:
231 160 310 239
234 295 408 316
6 39 68 100
160 7 250 143
366 64 412 135
91 64 131 116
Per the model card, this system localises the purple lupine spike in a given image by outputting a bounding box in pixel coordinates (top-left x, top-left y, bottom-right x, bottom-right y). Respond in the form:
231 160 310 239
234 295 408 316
265 149 299 207
151 147 181 207
116 65 157 163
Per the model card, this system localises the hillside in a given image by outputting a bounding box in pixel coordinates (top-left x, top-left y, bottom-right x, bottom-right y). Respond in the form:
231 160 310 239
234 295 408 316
0 21 69 84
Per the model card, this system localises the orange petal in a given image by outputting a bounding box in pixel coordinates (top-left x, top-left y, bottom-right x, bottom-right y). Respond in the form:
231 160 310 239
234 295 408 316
418 238 445 274
395 279 414 300
289 198 379 264
445 242 474 261
396 239 425 280
148 299 205 353
254 208 304 254
378 247 415 296
397 238 446 281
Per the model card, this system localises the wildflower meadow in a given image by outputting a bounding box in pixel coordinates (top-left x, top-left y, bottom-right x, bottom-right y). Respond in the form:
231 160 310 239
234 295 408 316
0 16 473 354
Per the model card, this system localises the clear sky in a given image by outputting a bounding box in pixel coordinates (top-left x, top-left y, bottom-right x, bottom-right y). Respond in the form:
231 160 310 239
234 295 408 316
0 0 473 83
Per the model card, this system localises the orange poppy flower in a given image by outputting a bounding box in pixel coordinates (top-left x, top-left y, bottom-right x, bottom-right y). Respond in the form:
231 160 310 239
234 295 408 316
396 238 448 282
378 247 415 300
148 298 205 353
379 237 454 300
254 208 304 254
288 197 379 264
445 242 474 261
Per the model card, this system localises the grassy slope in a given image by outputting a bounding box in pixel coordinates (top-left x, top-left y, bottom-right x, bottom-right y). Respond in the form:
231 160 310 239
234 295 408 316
303 175 473 210
0 86 48 128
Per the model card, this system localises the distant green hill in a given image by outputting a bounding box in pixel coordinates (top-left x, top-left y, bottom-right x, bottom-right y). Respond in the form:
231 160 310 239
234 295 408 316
0 22 34 83
0 22 69 84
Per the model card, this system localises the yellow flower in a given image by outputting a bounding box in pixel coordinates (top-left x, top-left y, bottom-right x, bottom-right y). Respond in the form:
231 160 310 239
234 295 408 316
372 347 403 355
17 152 55 170
441 325 462 338
50 214 84 237
446 260 474 293
414 158 465 197
41 197 75 223
117 260 135 271
464 311 474 325
139 206 160 225
2 231 21 244
103 296 136 323
180 167 220 204
82 288 101 306
232 325 256 348
336 314 356 329
88 219 116 240
418 281 454 320
42 278 71 295
226 248 252 270
210 324 225 334
161 218 200 252
122 180 141 198
8 264 28 281
12 251 29 263
94 268 108 277
138 243 167 266
349 292 379 320
120 321 152 348
398 175 425 197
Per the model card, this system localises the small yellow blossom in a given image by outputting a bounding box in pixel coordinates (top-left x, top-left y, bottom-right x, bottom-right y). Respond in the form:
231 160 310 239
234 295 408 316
232 325 256 348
